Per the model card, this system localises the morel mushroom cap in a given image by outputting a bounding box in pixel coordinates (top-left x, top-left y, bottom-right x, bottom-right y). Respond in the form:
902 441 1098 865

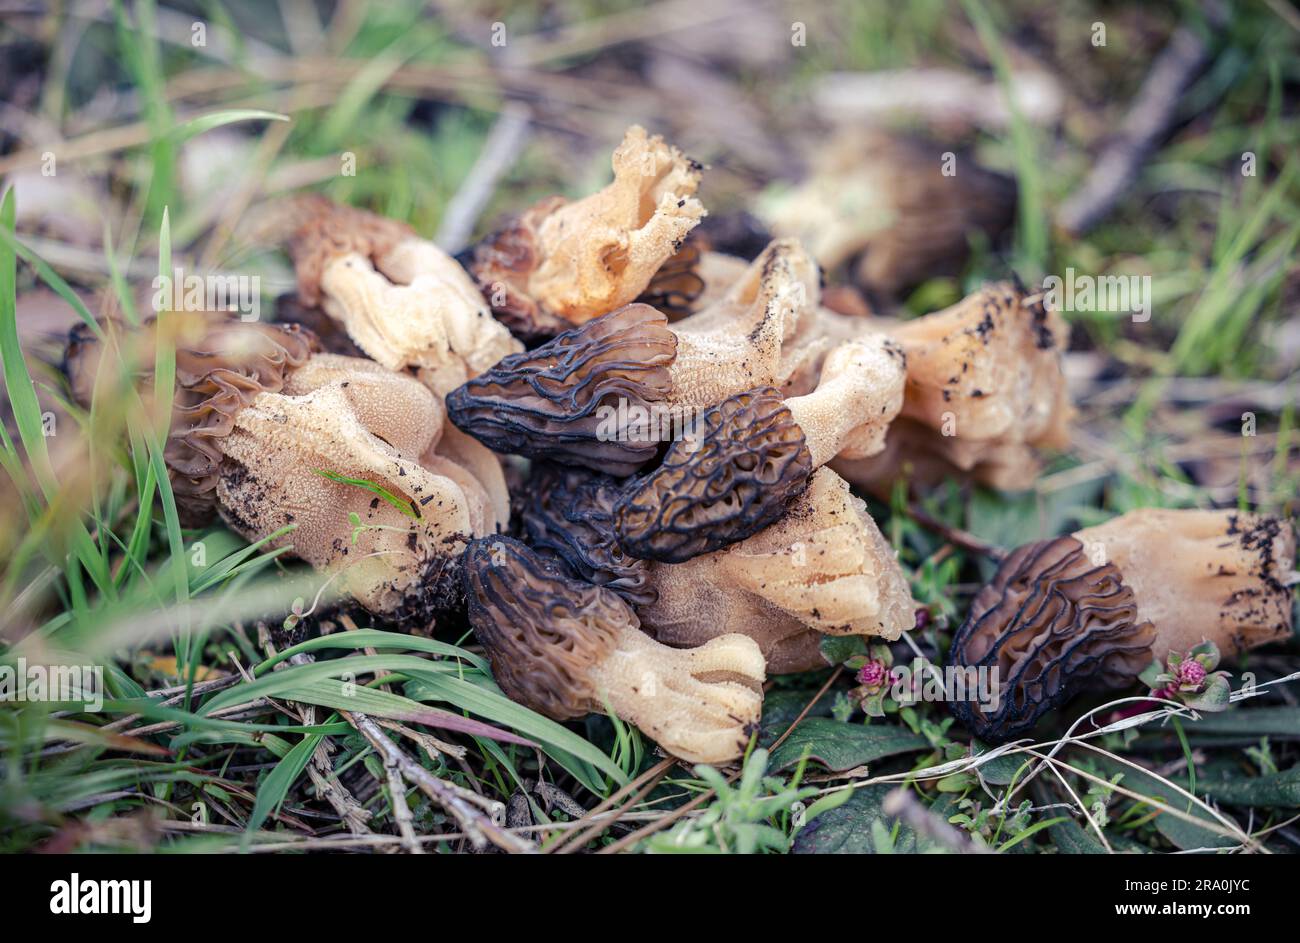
448 241 834 475
444 303 676 476
280 195 522 395
614 336 905 563
614 387 813 563
462 536 764 764
519 462 656 607
639 469 918 674
468 125 705 335
950 509 1296 742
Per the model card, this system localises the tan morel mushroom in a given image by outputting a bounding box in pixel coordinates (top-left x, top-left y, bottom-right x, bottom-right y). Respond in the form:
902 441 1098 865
639 468 918 674
467 125 706 339
831 282 1072 491
66 315 506 622
275 195 522 395
462 536 765 764
613 336 905 562
447 240 838 476
950 508 1296 743
758 129 1016 298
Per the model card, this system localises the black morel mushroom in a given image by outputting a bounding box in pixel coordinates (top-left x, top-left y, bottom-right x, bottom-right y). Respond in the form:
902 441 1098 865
519 463 657 606
950 509 1296 742
462 536 764 764
444 303 677 476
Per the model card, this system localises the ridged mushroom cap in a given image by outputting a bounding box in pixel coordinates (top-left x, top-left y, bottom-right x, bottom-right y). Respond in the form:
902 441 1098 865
445 303 676 476
462 536 765 763
519 463 656 607
614 387 813 563
949 535 1156 742
462 536 624 720
949 509 1297 743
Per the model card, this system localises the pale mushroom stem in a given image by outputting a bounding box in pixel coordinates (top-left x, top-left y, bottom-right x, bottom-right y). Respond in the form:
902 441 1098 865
587 626 766 765
1073 508 1295 662
785 339 905 467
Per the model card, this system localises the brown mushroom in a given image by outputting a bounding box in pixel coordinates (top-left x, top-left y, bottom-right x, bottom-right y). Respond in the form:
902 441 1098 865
270 195 522 395
467 125 706 338
66 315 506 622
638 468 918 673
447 240 900 482
758 129 1015 298
519 462 656 606
832 282 1072 491
950 508 1296 742
462 536 765 764
613 337 905 562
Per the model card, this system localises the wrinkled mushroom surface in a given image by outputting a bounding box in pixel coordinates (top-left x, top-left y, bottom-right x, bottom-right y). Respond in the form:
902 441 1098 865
468 125 705 336
949 535 1156 742
462 536 764 764
950 509 1295 742
614 334 904 563
520 462 656 606
281 195 522 395
640 469 917 673
66 316 506 622
448 240 865 479
614 387 813 563
65 314 321 523
445 303 676 476
833 283 1071 491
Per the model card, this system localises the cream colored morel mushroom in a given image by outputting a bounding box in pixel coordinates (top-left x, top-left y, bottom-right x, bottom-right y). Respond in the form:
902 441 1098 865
462 536 764 764
468 125 706 337
66 316 506 623
277 195 522 395
950 508 1296 742
832 283 1072 491
639 469 918 674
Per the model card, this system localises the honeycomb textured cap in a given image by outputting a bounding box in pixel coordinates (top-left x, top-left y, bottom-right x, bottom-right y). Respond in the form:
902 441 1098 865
948 535 1156 743
462 536 765 763
462 536 624 720
445 303 676 475
615 386 813 563
639 468 918 673
519 463 656 607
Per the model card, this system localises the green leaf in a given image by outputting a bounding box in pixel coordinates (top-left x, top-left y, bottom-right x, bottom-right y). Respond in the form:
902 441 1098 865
245 733 322 845
313 468 419 518
1198 765 1300 809
404 673 628 791
819 635 867 666
168 109 288 145
793 785 933 854
767 718 927 773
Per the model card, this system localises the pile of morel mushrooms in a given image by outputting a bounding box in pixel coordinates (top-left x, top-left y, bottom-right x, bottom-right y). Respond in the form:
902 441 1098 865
67 126 1296 764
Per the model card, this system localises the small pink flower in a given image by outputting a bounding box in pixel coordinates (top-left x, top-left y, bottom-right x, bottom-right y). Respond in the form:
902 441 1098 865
1177 660 1207 686
856 660 888 688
